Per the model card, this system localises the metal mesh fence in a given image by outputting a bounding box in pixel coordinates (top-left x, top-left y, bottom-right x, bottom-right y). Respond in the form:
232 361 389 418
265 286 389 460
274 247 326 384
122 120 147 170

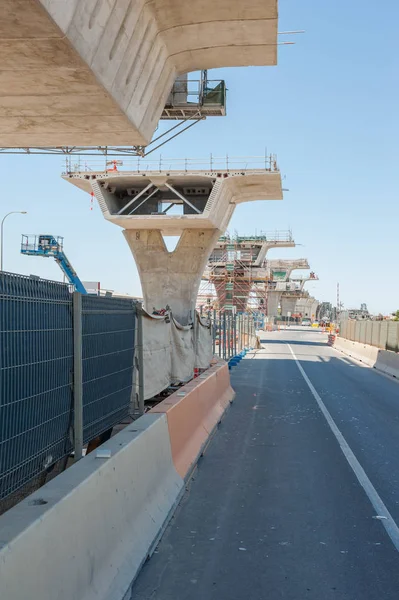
340 318 399 353
0 273 74 499
210 312 257 360
0 272 138 500
81 295 136 443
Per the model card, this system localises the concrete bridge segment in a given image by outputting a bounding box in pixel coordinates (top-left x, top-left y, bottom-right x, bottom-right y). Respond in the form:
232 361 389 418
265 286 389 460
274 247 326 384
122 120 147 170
2 0 278 147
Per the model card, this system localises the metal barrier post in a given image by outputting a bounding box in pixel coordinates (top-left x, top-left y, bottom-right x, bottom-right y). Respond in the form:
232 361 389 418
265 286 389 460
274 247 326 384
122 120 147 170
228 315 233 359
228 314 230 359
73 292 83 461
218 311 222 358
223 312 226 360
137 304 144 415
137 304 145 416
233 314 237 356
212 309 216 356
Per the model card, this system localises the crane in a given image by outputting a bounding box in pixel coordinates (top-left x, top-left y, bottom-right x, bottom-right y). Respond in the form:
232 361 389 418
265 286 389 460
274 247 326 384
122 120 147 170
21 234 87 294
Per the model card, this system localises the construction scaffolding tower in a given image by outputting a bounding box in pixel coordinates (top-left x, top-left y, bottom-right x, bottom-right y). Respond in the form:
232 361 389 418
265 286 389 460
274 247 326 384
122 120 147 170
197 231 293 319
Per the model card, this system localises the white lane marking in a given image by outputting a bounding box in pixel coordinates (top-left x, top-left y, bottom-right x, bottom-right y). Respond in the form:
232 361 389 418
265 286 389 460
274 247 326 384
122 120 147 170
287 343 399 552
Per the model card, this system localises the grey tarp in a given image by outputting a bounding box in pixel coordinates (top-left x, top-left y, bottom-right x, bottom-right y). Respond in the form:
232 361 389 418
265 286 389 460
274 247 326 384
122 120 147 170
142 311 212 400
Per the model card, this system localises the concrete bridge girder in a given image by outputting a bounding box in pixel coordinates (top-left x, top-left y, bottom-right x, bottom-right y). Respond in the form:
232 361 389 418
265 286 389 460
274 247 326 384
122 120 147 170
3 0 278 147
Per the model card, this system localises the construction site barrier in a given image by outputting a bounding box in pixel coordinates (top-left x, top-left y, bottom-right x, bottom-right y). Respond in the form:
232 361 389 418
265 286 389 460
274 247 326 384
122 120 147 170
0 414 184 600
333 337 379 367
0 361 235 600
333 337 399 379
375 349 399 379
152 361 235 479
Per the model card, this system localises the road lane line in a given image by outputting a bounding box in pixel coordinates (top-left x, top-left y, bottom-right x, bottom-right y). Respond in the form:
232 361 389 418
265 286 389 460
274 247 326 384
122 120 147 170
287 343 399 552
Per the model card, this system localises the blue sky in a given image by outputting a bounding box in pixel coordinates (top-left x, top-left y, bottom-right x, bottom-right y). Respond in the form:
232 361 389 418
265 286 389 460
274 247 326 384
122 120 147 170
1 0 398 314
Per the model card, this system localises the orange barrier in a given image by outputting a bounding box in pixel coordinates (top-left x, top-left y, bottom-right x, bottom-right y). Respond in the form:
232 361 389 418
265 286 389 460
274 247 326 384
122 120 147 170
151 362 235 479
327 334 336 346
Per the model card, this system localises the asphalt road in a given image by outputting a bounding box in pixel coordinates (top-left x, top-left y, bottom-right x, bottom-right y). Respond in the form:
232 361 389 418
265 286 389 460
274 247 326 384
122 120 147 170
131 328 399 599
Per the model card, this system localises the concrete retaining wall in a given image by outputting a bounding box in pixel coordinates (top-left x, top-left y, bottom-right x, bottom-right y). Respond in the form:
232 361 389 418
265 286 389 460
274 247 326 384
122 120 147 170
334 336 399 379
0 361 234 600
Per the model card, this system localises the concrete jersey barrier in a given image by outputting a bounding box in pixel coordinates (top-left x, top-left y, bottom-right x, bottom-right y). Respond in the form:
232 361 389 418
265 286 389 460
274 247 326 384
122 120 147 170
334 336 399 379
151 361 235 479
0 414 184 600
333 337 379 367
0 361 235 600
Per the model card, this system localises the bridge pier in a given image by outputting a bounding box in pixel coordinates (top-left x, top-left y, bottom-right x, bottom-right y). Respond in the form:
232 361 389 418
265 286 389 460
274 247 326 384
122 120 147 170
267 290 282 317
281 295 298 317
125 229 221 324
64 162 283 323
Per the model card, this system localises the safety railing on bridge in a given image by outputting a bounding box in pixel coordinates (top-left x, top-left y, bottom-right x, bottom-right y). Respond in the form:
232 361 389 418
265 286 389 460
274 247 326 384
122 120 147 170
218 230 293 243
63 154 279 175
339 319 399 353
0 272 142 501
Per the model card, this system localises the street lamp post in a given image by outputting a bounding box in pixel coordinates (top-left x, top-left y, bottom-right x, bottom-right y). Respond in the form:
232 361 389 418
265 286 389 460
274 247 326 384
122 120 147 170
0 211 27 272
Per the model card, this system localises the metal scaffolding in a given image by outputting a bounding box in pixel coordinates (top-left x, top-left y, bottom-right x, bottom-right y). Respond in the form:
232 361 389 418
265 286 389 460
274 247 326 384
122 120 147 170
197 231 293 317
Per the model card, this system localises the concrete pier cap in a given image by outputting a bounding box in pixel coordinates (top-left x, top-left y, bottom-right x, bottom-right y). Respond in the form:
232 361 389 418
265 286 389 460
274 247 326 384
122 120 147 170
63 159 283 323
265 259 311 317
2 0 279 147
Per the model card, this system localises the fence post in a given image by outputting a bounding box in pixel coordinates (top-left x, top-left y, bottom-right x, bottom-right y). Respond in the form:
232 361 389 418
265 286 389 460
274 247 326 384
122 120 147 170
229 314 233 359
73 292 83 461
212 309 216 356
223 312 226 360
233 314 237 357
137 304 145 415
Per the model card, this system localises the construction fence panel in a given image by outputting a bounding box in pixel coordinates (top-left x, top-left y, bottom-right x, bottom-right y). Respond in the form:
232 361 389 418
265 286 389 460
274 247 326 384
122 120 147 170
0 273 74 500
0 273 139 501
353 321 360 343
81 295 137 443
371 321 380 348
379 321 389 350
365 320 373 346
386 322 399 353
358 321 367 344
211 312 257 361
340 318 399 353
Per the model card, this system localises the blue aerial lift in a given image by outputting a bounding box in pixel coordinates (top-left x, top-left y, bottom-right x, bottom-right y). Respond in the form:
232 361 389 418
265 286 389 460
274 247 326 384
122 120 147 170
21 234 87 294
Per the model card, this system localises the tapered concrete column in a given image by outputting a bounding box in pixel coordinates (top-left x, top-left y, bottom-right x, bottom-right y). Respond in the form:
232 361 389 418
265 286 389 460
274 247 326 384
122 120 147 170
267 291 282 317
281 296 298 317
125 229 221 324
